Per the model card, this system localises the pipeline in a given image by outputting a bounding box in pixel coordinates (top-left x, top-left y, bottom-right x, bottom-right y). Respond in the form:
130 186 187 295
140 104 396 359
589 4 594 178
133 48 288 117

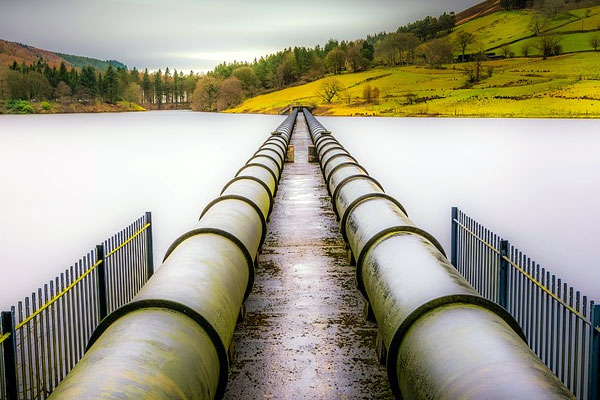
47 111 297 400
302 109 574 400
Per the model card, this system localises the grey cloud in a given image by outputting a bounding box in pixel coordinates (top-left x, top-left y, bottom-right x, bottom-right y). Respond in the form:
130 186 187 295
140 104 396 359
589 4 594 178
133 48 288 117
0 0 480 71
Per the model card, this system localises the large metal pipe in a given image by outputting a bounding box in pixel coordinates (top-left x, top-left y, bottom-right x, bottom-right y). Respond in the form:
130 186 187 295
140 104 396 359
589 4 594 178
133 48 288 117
302 109 574 399
48 111 297 400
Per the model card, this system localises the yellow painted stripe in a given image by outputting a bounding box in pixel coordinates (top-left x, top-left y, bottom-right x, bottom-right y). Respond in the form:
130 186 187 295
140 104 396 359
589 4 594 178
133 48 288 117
453 218 501 255
0 332 10 344
454 219 594 328
0 222 150 345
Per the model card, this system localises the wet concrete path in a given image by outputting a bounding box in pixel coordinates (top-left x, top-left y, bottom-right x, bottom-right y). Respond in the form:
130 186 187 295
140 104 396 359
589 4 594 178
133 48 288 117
224 114 393 399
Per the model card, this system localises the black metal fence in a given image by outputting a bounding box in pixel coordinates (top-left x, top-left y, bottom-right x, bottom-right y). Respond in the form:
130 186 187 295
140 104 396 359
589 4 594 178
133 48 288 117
0 212 154 400
452 207 600 400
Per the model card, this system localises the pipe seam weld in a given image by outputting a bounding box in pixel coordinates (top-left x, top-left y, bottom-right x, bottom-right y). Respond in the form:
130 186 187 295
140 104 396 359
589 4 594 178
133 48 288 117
199 195 267 248
220 176 274 217
330 174 383 206
326 162 368 188
339 193 408 240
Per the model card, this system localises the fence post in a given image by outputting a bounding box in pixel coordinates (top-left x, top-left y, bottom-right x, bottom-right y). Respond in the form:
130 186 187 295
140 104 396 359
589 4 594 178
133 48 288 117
590 303 599 400
1 310 18 400
451 207 458 268
145 211 154 279
96 244 108 320
499 240 510 310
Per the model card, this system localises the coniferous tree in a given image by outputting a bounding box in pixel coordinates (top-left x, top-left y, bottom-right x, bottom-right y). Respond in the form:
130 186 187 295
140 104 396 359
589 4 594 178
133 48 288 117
68 68 78 92
361 41 375 61
59 62 69 84
130 67 139 84
164 68 172 104
97 72 104 101
173 69 179 105
117 67 129 100
79 66 98 101
142 69 152 104
104 65 119 104
154 69 163 107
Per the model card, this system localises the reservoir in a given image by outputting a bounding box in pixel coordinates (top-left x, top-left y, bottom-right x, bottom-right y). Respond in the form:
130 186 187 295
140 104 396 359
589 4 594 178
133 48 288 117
0 111 598 309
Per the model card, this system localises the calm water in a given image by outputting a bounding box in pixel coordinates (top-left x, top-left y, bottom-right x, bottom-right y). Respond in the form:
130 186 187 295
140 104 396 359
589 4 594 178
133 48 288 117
0 112 598 309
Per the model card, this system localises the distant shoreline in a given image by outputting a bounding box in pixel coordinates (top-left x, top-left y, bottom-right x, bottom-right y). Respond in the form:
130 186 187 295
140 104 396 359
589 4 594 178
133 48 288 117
0 100 196 115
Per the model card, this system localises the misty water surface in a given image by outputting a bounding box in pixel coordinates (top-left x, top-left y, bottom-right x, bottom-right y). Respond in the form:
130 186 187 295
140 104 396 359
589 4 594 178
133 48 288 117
0 111 283 309
325 116 600 302
0 112 598 310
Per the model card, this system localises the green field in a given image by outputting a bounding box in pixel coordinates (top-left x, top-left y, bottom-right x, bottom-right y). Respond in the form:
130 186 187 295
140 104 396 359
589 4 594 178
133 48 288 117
228 53 600 118
508 31 600 55
441 6 600 57
227 4 600 119
548 6 600 33
448 9 581 53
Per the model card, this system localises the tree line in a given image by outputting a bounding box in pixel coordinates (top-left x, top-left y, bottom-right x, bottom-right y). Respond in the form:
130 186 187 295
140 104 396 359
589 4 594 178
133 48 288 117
0 59 199 107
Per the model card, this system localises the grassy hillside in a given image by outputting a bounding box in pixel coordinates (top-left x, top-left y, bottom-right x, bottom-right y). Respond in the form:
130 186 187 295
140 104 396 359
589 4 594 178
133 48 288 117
448 9 582 53
507 31 600 55
0 38 126 70
550 6 600 32
227 52 600 118
455 0 502 25
448 5 600 56
0 39 65 68
57 53 126 70
229 3 600 118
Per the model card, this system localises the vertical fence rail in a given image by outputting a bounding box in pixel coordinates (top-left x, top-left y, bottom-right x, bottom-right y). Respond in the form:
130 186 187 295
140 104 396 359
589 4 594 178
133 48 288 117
0 213 153 400
451 207 599 400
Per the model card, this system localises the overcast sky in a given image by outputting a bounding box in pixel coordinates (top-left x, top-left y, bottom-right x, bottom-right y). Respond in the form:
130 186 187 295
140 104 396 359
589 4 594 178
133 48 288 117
1 0 479 72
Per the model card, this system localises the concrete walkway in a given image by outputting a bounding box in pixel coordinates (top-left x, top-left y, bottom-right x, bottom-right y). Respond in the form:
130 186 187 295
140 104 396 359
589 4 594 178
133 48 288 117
224 113 393 399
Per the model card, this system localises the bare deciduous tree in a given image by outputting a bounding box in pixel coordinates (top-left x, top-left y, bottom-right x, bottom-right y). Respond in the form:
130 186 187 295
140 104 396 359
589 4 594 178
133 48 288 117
536 34 562 58
55 81 72 105
590 34 600 51
372 87 380 102
529 14 549 36
542 0 565 17
404 92 418 105
375 33 421 66
363 84 372 103
317 78 344 103
455 31 475 62
417 38 454 68
462 48 488 83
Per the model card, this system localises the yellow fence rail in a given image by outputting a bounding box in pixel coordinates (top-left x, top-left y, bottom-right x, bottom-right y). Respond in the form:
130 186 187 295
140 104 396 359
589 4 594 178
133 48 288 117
0 212 154 400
